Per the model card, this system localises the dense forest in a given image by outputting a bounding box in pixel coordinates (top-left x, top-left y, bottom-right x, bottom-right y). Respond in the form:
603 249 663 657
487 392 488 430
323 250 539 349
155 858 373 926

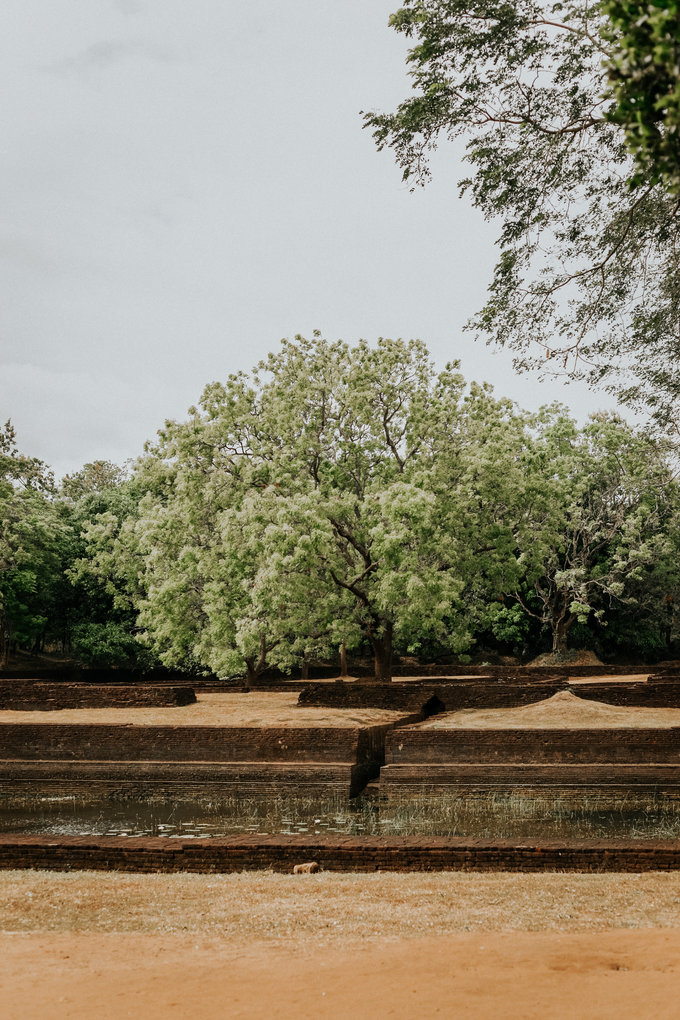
3 335 679 679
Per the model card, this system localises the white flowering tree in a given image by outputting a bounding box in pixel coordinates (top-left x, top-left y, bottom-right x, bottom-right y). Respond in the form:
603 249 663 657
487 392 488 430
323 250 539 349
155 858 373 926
116 335 527 680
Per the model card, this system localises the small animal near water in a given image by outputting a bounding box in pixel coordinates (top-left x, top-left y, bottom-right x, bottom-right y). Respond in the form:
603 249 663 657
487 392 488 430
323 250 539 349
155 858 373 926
293 861 320 874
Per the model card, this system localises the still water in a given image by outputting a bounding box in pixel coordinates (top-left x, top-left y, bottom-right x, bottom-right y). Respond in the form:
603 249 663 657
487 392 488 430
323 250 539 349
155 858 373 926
3 791 680 841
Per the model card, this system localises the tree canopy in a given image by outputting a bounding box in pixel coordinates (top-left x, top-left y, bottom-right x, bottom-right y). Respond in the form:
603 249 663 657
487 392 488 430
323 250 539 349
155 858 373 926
0 422 64 666
2 339 680 674
71 336 680 678
509 410 678 653
604 1 680 192
363 1 680 426
111 335 529 681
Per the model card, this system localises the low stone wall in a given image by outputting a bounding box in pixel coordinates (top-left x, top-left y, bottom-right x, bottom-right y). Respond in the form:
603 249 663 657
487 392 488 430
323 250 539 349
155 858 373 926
385 727 680 765
0 761 363 799
0 665 204 684
0 682 196 710
299 681 559 713
571 681 680 707
0 834 678 873
299 679 680 712
387 664 655 678
0 723 372 762
0 720 403 798
380 762 680 793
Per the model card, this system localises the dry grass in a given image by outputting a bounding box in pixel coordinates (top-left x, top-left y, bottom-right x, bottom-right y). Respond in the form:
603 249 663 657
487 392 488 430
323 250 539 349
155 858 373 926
422 691 680 729
2 870 680 942
0 692 405 728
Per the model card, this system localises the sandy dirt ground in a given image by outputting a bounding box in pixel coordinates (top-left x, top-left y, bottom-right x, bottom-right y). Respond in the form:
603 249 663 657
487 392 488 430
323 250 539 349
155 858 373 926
0 692 406 728
421 690 680 729
2 870 680 1018
4 929 680 1019
569 673 651 683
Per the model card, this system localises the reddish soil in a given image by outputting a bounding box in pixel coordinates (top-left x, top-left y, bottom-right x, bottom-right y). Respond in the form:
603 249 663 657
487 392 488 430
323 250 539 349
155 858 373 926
2 871 680 1018
3 930 680 1018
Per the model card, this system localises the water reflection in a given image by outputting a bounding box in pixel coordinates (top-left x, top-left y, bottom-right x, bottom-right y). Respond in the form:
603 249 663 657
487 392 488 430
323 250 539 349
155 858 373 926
3 791 680 841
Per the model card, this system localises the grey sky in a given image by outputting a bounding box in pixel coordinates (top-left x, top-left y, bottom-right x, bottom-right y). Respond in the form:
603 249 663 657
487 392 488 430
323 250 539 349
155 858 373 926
1 1 615 478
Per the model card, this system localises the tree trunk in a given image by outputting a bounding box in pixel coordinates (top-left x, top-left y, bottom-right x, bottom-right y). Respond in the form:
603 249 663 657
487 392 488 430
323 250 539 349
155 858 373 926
370 621 393 682
244 657 258 688
551 613 575 656
336 641 348 683
665 595 674 650
244 634 269 688
0 610 8 671
301 658 309 681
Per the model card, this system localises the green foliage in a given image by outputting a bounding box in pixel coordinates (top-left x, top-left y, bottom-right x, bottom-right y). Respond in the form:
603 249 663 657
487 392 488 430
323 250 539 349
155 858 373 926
65 465 160 668
123 335 530 680
508 409 679 653
363 2 680 426
70 620 154 668
72 336 680 672
481 601 532 647
61 460 129 502
6 344 680 671
604 1 680 191
0 421 66 664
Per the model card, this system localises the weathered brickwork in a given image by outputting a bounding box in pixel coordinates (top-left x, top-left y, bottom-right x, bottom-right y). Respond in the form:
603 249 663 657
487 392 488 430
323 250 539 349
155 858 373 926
299 681 557 713
299 680 680 713
0 682 196 710
387 664 660 678
380 763 680 793
0 721 403 798
380 724 680 794
0 761 362 798
385 727 680 765
0 666 203 684
0 722 395 763
1 834 679 873
569 682 680 707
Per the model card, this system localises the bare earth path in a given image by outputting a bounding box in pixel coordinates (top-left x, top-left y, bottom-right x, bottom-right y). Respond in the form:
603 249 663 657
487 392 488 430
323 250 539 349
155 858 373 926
2 871 680 1018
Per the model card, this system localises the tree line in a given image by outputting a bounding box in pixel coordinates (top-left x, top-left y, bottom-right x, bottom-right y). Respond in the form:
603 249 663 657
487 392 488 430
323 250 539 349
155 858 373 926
2 335 680 679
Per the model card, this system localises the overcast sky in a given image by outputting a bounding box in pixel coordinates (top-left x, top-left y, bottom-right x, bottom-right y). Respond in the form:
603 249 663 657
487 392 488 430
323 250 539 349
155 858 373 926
1 0 617 478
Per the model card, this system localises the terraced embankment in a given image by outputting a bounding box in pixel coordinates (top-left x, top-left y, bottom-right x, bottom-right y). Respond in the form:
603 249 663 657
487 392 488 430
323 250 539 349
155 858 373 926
380 691 680 795
4 675 680 873
0 692 413 800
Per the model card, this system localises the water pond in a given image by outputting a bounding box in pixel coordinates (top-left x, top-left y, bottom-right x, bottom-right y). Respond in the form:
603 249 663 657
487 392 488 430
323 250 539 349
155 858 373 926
3 790 680 841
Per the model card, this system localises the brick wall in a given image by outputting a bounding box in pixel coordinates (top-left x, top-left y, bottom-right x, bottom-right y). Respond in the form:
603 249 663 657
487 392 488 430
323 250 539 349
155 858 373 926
299 680 680 712
571 682 680 707
0 682 196 710
0 719 410 798
0 834 678 873
0 665 205 684
0 723 371 762
387 664 655 678
385 727 680 765
298 681 559 713
380 762 680 792
0 761 363 798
